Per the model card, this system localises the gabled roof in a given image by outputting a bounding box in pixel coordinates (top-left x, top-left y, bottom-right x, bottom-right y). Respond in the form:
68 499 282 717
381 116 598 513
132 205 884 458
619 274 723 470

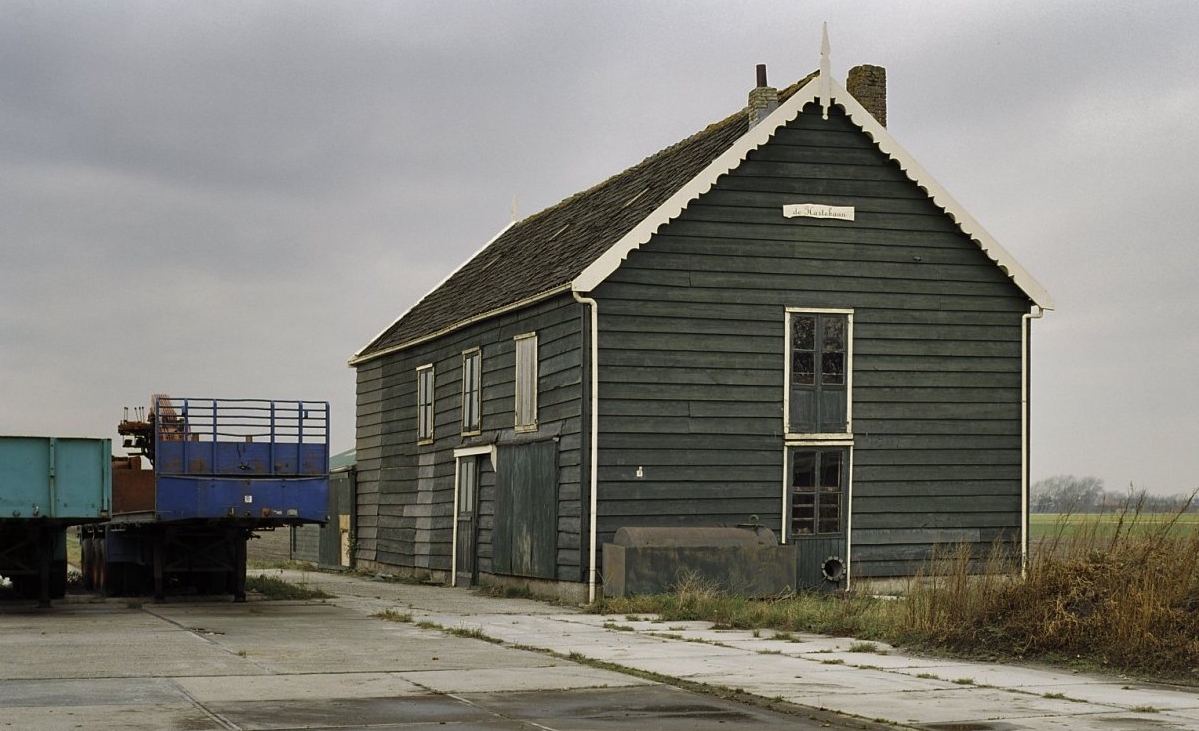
352 71 1052 365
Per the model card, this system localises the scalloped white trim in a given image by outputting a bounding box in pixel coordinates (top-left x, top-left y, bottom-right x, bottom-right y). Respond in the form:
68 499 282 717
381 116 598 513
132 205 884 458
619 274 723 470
572 74 1053 310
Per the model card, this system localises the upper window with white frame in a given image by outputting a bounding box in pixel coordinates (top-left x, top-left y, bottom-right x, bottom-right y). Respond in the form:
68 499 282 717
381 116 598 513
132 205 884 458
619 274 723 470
514 332 538 432
461 348 482 434
786 309 852 436
416 364 435 443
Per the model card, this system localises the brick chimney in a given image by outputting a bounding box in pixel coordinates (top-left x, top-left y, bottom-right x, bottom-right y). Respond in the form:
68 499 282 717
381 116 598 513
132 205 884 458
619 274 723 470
747 63 779 129
846 64 886 127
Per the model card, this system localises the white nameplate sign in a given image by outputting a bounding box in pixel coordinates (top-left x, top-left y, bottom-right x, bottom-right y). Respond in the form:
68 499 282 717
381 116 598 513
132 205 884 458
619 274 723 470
783 203 855 221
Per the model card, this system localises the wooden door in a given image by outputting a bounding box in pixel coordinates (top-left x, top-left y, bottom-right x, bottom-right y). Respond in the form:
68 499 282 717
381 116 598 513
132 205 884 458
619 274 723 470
454 456 479 587
789 447 848 590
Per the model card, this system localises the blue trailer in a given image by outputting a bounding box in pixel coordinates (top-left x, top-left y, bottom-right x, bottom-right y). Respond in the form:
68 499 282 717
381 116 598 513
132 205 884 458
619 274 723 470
81 397 329 601
0 436 112 606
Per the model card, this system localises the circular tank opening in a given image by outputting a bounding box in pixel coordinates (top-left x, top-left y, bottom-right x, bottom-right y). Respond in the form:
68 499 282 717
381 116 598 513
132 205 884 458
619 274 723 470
821 556 845 583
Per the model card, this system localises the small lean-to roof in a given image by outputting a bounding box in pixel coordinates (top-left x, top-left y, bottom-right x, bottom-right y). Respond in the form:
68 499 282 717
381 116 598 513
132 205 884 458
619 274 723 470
352 71 1051 366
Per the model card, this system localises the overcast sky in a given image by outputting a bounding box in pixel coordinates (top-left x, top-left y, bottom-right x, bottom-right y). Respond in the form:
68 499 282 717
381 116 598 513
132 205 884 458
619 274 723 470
3 1 1197 496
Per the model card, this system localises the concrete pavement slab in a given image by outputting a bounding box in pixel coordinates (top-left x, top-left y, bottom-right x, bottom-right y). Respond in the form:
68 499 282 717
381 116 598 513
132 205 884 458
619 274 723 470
149 602 559 674
175 672 429 702
398 664 653 693
0 676 186 707
0 603 264 679
207 694 499 730
0 703 224 731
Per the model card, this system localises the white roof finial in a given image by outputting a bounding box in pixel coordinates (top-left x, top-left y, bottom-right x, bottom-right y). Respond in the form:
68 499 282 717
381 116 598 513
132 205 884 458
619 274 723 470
511 194 520 222
819 22 833 119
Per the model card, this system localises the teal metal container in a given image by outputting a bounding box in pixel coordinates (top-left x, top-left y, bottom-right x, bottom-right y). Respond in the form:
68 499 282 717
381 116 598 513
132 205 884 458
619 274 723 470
0 436 112 522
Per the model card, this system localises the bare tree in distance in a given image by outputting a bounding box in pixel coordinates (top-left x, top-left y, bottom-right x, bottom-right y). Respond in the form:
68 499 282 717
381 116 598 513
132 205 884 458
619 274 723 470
1031 475 1104 513
1032 475 1199 513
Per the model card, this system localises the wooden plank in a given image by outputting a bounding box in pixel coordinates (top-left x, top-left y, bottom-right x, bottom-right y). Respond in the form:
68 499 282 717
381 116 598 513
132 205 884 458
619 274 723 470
698 188 939 214
648 235 1007 267
852 528 982 545
851 511 1019 529
854 480 1020 498
852 448 1022 466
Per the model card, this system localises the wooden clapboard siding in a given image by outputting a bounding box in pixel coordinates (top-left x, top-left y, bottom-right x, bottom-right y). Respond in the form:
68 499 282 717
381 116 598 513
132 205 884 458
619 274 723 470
353 293 585 579
590 103 1031 576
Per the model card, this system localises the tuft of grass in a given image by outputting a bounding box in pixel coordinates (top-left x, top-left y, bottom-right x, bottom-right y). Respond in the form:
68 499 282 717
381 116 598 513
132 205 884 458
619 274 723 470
478 582 534 599
372 609 413 623
908 493 1199 680
446 626 503 644
247 559 318 571
847 641 879 653
1131 705 1160 713
952 677 975 685
602 621 635 632
245 574 332 600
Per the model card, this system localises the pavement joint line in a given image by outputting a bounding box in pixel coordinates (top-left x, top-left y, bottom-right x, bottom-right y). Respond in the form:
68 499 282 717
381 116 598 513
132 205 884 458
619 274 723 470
166 677 243 731
142 605 280 675
443 692 563 731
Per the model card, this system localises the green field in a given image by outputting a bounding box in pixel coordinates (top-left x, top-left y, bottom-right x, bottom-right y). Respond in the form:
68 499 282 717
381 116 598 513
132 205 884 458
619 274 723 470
1030 512 1199 541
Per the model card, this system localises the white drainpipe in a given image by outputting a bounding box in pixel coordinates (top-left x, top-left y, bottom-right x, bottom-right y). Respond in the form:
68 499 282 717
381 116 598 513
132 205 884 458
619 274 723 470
1021 305 1044 574
573 291 601 603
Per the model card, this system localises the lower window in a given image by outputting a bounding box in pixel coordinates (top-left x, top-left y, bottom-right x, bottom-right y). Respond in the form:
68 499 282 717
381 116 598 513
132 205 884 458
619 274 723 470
790 448 846 537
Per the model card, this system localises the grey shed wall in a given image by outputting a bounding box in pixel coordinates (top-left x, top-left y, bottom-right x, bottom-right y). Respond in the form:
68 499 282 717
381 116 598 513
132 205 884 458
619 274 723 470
354 293 586 580
589 103 1031 578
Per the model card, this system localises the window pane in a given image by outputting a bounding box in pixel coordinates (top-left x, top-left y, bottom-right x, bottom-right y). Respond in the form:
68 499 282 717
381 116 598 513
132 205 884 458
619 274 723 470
822 318 845 385
818 493 841 533
792 352 814 385
458 457 477 514
792 451 816 491
791 493 815 535
823 317 845 351
462 351 481 431
515 335 537 428
821 352 844 385
792 316 814 350
417 367 434 441
820 450 842 489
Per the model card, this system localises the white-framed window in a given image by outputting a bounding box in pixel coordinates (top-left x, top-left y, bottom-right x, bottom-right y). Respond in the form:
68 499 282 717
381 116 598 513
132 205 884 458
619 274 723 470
514 332 538 432
788 447 848 537
416 364 435 443
461 348 482 434
785 308 853 438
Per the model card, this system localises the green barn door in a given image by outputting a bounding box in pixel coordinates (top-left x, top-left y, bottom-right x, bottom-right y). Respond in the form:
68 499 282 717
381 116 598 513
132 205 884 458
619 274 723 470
789 448 848 591
454 456 480 587
493 441 558 579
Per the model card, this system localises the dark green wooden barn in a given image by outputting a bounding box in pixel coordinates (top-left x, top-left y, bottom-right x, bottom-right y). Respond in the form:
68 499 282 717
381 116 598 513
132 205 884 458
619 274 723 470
350 58 1053 602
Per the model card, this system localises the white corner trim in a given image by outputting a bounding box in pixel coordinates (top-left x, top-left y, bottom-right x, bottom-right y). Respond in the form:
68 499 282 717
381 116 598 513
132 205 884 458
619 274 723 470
349 221 517 366
571 74 1053 311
